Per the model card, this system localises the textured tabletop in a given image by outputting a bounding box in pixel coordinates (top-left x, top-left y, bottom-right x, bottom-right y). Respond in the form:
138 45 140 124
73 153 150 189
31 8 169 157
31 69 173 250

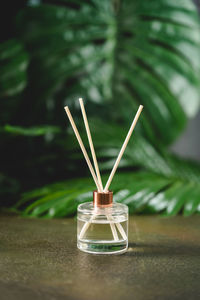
0 214 200 300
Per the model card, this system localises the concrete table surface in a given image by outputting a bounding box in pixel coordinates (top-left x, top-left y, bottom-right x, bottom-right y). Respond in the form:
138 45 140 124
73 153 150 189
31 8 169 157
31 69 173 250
0 215 200 300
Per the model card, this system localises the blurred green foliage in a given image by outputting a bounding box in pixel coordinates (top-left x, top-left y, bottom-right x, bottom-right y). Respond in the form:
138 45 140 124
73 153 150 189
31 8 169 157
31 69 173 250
1 0 200 216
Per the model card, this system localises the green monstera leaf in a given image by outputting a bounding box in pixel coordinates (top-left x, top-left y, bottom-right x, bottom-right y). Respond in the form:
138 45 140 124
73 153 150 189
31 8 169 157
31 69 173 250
15 0 200 146
0 39 29 98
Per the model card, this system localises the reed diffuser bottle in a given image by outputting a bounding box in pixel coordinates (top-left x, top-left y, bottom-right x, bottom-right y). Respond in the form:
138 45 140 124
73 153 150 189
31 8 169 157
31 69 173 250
77 191 128 254
64 98 143 255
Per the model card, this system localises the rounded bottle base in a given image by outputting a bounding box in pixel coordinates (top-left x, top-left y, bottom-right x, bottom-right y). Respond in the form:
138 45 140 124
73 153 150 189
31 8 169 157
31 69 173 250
77 239 128 255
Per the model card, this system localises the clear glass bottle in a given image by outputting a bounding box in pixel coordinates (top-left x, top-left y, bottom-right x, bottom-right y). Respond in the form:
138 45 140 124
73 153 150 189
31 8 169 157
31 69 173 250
77 191 128 254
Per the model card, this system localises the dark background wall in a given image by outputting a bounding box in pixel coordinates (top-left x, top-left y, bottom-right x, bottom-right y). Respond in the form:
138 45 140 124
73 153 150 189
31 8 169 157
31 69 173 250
171 111 200 161
174 0 200 161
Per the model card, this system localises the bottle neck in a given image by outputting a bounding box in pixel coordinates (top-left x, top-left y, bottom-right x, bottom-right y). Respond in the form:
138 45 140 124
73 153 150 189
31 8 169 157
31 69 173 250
93 190 113 208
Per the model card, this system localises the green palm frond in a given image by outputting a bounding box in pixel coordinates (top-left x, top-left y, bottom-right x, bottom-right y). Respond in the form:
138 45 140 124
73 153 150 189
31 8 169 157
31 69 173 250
18 166 200 218
18 118 200 217
2 124 61 136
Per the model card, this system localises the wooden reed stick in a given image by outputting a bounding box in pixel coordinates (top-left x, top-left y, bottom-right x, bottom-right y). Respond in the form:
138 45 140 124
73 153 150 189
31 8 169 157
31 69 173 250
79 98 103 192
64 106 101 192
64 106 118 241
79 214 119 241
106 214 119 240
116 222 127 240
104 105 143 192
79 215 94 239
78 98 119 241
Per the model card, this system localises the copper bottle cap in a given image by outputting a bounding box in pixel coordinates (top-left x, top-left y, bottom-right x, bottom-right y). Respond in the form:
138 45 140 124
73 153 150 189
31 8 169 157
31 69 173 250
93 190 113 207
